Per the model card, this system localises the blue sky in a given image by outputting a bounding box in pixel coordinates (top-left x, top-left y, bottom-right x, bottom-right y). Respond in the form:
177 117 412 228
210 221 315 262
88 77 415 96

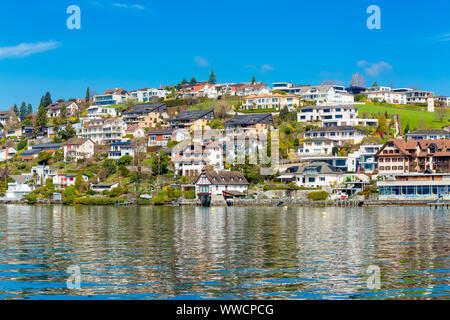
0 0 449 110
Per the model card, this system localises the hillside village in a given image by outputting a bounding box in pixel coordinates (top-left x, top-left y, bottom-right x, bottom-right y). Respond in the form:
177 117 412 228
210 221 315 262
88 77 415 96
1 72 450 206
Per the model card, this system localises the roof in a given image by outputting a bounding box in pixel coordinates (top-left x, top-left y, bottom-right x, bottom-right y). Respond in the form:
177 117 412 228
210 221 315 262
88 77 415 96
102 88 128 95
126 124 142 132
406 129 449 135
111 141 131 146
223 113 273 127
122 103 167 115
31 143 62 150
198 170 249 185
300 105 358 110
300 162 344 174
147 129 175 135
10 174 31 184
171 109 214 121
63 138 92 146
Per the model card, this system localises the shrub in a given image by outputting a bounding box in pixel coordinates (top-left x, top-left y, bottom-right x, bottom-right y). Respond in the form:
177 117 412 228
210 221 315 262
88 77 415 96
307 191 329 201
73 197 123 205
109 186 124 197
183 190 196 199
23 193 37 204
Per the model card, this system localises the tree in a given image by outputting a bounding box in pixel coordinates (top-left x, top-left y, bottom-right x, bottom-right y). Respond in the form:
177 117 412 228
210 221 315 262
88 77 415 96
36 105 47 127
210 119 223 129
404 122 411 134
435 108 448 123
377 113 387 135
251 76 256 85
17 140 27 151
189 77 197 84
150 151 170 176
41 91 52 108
214 101 231 120
208 69 217 84
13 104 19 117
60 104 67 119
59 125 76 141
74 172 84 192
349 73 365 87
85 87 90 105
19 102 27 121
372 81 378 87
37 151 52 164
118 155 132 166
180 78 188 85
27 104 33 116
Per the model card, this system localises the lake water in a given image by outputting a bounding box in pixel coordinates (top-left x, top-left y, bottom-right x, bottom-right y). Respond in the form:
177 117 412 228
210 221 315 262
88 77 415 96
0 205 449 300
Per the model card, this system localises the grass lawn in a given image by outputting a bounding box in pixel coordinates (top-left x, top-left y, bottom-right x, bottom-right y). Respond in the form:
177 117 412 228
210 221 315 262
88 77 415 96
190 97 242 110
357 103 450 129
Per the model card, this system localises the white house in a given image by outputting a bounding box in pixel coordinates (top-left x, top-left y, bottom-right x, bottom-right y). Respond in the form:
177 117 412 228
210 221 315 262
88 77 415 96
31 165 58 185
5 174 34 200
90 182 119 193
0 147 17 162
108 141 135 160
79 117 127 145
241 94 300 111
366 91 407 105
195 169 249 202
405 129 450 141
348 144 383 174
279 162 344 188
86 106 120 120
93 88 128 106
299 85 354 105
53 172 89 190
304 126 366 145
435 96 450 107
46 102 79 117
297 105 377 127
125 124 146 138
406 90 433 104
129 88 167 102
297 138 338 156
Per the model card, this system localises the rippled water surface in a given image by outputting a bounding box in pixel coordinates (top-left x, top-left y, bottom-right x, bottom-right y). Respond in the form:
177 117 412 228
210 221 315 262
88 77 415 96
0 205 449 299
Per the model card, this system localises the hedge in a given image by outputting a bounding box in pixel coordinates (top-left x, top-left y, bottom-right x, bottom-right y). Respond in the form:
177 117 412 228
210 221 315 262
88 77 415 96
73 197 124 205
307 191 329 201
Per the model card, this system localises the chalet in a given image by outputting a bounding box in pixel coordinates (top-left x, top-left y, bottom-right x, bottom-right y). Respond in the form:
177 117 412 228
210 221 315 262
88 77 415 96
195 169 249 204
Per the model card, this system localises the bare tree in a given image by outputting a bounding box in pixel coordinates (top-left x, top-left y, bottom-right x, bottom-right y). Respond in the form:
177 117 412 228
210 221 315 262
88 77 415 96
131 137 148 166
214 101 231 120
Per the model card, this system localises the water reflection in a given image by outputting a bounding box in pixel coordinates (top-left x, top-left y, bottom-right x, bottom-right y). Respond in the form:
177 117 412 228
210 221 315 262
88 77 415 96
0 205 449 299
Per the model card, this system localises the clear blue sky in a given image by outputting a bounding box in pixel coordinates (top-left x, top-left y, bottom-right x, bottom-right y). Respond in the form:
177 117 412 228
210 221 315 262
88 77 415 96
0 0 449 110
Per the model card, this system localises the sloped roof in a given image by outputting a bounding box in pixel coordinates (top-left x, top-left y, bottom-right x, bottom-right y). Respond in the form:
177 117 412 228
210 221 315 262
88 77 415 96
199 170 249 185
171 109 214 121
223 113 273 127
63 138 92 146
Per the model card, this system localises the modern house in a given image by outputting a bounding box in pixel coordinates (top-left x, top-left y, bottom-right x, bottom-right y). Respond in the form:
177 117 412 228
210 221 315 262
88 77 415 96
0 147 17 162
90 182 120 192
20 143 62 161
299 85 354 105
93 88 128 106
63 138 95 162
5 174 34 200
406 90 433 104
304 126 366 145
233 83 271 97
435 96 450 107
129 88 167 102
194 169 249 203
108 141 134 160
366 91 407 104
241 94 299 111
297 105 378 127
147 129 175 147
279 162 344 188
348 144 383 174
86 105 120 119
377 173 450 201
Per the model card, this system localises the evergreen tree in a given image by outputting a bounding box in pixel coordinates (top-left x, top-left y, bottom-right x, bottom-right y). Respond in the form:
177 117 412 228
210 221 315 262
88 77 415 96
36 105 47 127
208 69 217 84
61 104 67 119
189 77 197 84
181 78 188 85
404 122 410 134
26 104 33 116
251 76 256 85
85 87 90 104
13 104 19 117
41 91 52 108
372 81 378 87
74 172 83 193
19 102 27 121
377 113 387 136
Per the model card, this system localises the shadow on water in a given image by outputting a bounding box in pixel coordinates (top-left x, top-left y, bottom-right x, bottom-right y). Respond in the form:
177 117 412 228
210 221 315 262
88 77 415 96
0 205 449 299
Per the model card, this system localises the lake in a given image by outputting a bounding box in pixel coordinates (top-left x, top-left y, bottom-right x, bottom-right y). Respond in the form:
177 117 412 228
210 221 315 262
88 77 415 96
0 205 449 299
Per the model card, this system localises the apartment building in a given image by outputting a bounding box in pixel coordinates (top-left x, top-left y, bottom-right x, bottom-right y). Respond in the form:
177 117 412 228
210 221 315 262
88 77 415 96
86 105 120 119
304 126 366 145
241 94 299 111
129 88 167 102
406 90 433 104
376 138 450 175
79 117 127 145
348 144 382 174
